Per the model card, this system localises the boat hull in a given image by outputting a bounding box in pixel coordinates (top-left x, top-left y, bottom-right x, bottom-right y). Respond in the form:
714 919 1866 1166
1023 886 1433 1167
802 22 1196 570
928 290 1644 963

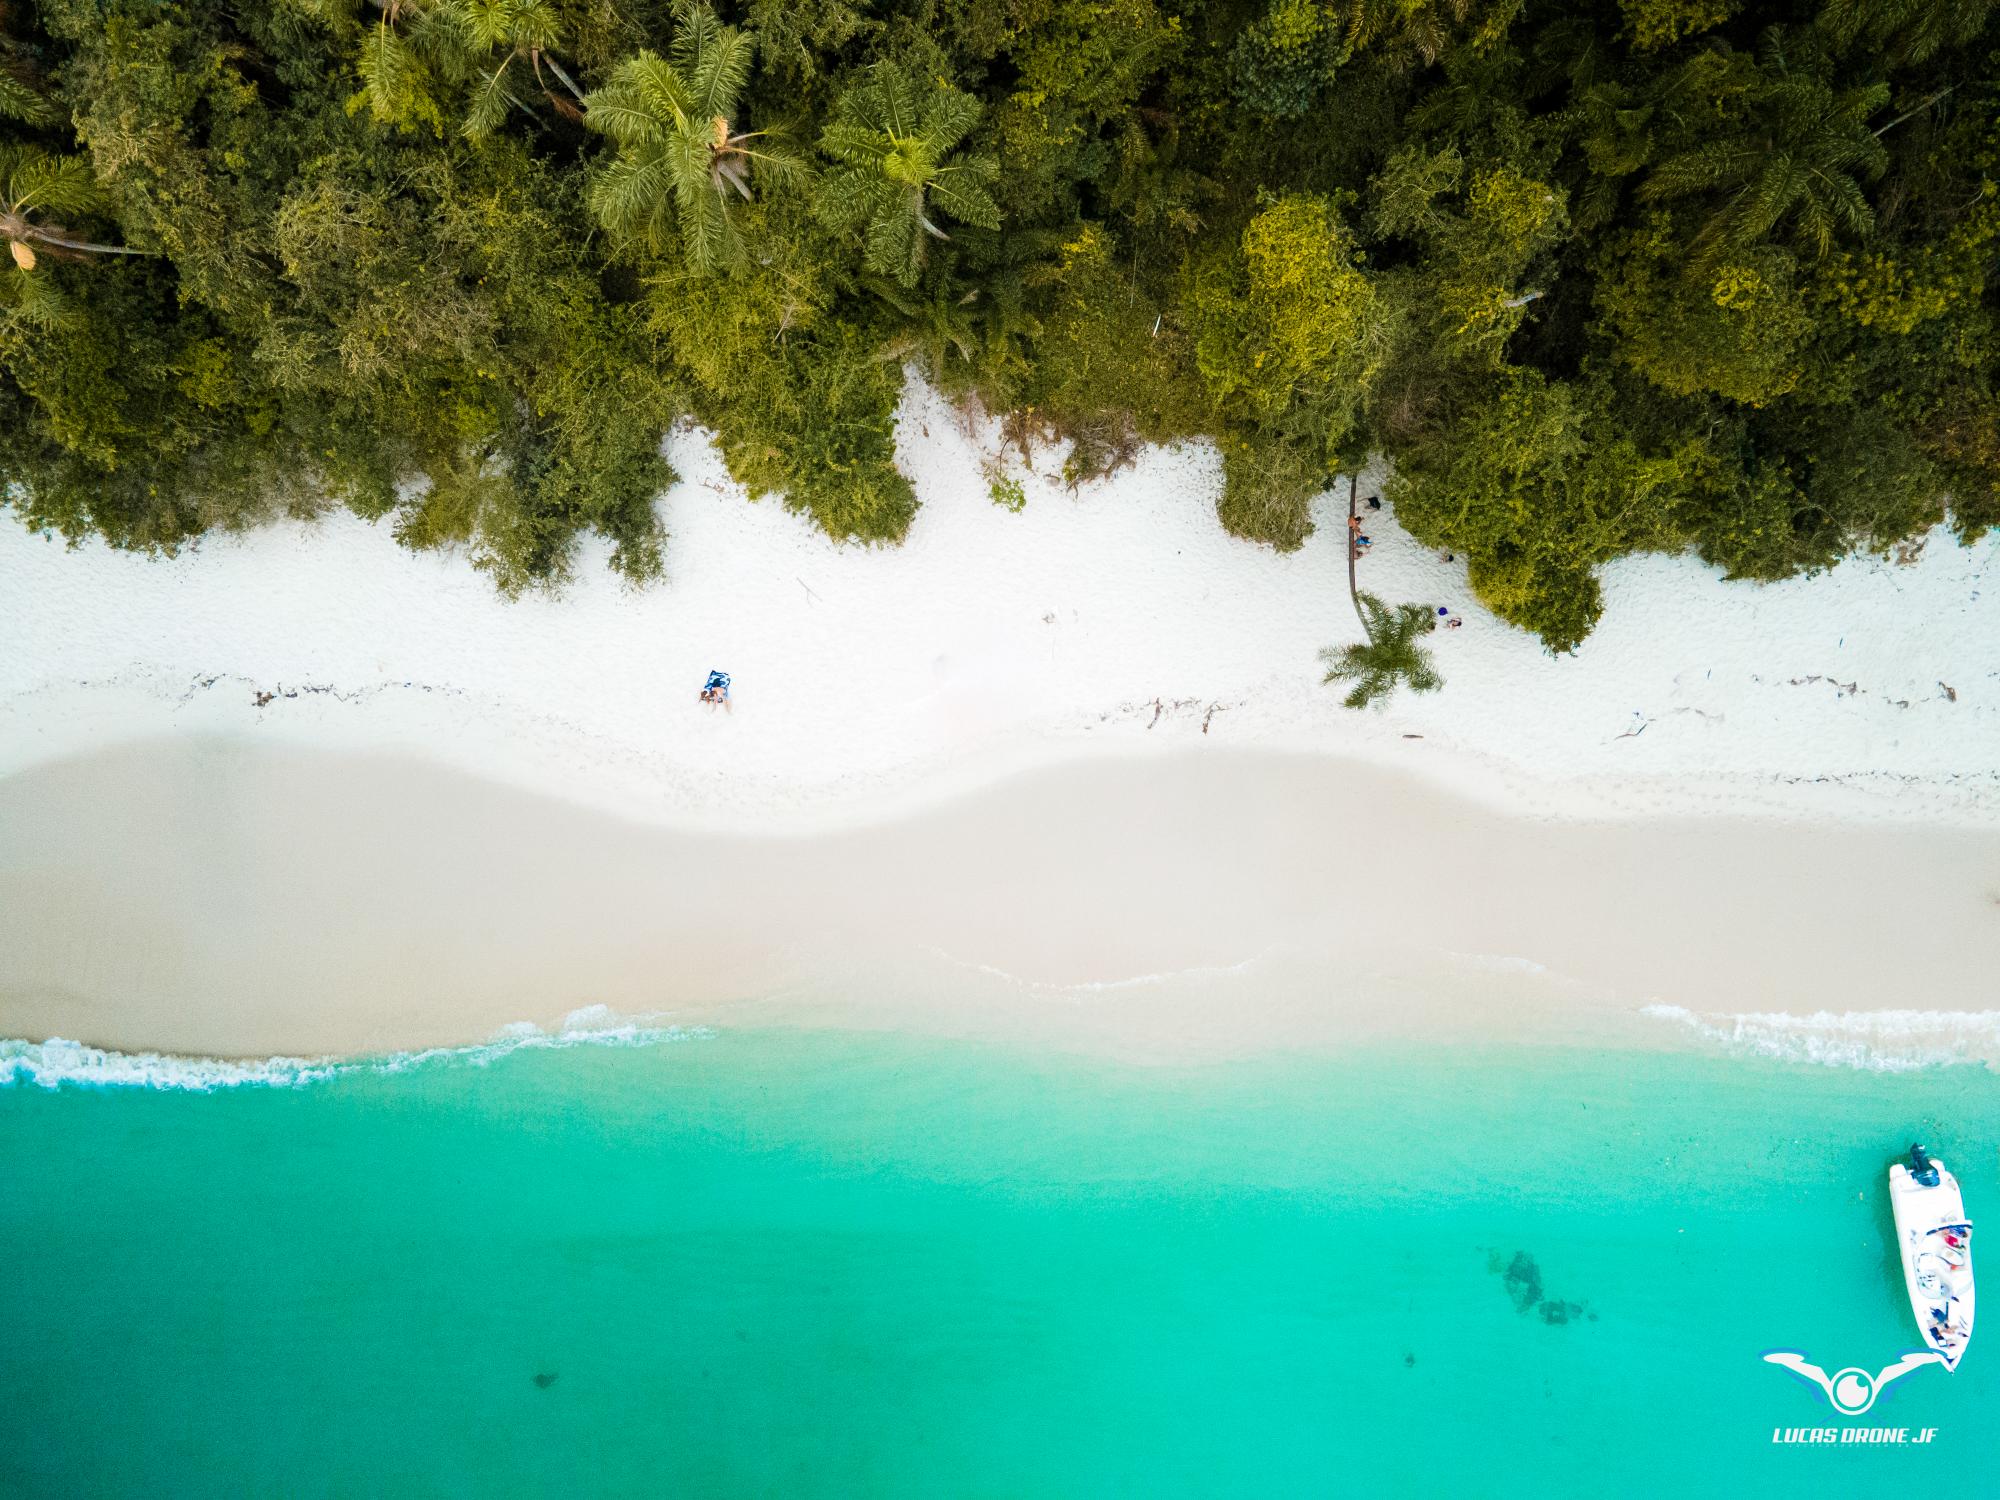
1889 1158 1974 1371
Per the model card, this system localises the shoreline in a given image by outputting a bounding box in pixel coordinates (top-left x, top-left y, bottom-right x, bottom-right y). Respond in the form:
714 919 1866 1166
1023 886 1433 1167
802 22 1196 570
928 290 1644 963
7 395 1999 1074
4 740 1997 1070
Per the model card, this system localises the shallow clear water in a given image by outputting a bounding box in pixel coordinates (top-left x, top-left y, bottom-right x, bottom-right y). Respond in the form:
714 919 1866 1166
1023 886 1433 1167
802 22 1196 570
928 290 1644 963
3 1030 1995 1496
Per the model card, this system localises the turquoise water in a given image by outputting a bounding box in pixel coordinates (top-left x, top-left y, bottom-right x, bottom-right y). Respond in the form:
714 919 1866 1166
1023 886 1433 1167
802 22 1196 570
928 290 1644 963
3 1031 1995 1496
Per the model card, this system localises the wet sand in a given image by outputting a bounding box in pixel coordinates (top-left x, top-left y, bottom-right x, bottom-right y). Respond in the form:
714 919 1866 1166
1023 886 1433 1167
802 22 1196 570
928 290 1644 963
1 740 1997 1062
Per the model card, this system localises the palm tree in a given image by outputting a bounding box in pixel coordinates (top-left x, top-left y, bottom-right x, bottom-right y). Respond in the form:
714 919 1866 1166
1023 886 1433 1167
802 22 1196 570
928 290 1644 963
461 0 586 139
866 276 981 371
1641 35 1888 260
818 60 999 287
584 4 797 271
1321 592 1444 708
1817 0 1990 67
1 146 147 272
353 0 586 140
1323 475 1445 706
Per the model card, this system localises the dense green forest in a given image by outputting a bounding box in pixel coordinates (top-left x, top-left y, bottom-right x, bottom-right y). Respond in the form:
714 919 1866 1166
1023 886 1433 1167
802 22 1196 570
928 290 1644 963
1 0 1995 647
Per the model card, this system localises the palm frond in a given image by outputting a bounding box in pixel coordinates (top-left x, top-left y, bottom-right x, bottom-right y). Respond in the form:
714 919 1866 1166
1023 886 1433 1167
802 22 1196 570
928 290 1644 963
355 21 428 126
590 149 676 247
460 0 517 50
5 150 99 219
921 87 982 156
928 165 1001 230
462 59 516 139
686 12 754 119
628 51 696 132
585 89 667 146
669 0 723 77
819 123 885 171
506 0 564 55
874 60 917 139
0 70 52 125
0 258 69 323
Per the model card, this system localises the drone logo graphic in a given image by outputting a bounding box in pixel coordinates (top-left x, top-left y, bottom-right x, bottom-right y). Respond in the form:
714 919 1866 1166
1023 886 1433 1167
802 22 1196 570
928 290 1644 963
1762 1350 1944 1415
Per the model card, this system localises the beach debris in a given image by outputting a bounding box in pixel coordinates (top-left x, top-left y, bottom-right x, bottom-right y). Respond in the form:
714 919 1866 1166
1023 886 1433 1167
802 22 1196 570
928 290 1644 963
1939 681 1957 702
1117 696 1229 731
533 1371 559 1389
1491 1250 1595 1327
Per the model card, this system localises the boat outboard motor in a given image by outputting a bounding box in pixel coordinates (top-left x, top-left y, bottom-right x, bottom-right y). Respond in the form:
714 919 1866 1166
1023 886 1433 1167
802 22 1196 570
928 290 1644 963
1910 1143 1942 1188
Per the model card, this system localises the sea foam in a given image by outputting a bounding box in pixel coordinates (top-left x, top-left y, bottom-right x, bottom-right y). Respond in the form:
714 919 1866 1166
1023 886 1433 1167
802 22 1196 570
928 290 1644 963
0 1008 710 1092
1642 1004 2000 1072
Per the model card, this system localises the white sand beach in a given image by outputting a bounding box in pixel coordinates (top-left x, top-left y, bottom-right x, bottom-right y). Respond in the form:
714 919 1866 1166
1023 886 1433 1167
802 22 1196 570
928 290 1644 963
3 741 1999 1072
4 379 1997 835
4 382 1999 1074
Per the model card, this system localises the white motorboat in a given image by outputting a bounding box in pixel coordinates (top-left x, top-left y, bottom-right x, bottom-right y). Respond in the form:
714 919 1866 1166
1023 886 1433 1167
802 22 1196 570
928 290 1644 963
1890 1144 1974 1370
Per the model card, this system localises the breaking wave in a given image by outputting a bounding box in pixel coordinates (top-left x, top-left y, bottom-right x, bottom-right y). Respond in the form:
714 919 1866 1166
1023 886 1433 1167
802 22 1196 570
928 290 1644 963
0 1006 711 1092
1642 1004 2000 1072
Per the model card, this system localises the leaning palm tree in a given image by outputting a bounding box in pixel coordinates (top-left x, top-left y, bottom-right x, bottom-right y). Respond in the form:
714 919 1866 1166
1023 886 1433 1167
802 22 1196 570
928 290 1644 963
1 145 147 272
818 60 999 287
1321 592 1444 709
584 3 797 270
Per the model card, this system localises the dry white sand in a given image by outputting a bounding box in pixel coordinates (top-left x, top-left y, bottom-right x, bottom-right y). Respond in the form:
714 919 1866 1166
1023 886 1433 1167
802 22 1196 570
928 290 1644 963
4 741 1997 1069
4 377 1997 836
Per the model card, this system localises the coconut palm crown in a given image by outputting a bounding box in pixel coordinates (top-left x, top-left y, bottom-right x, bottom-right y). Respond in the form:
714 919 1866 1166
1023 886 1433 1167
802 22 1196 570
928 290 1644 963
1640 33 1888 261
818 61 1000 287
1320 592 1444 709
583 3 797 271
1 145 145 273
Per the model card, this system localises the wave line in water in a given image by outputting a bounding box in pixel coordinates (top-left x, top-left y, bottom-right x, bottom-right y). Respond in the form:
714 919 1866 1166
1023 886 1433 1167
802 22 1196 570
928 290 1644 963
1642 1003 2000 1072
920 946 1270 995
0 1006 711 1092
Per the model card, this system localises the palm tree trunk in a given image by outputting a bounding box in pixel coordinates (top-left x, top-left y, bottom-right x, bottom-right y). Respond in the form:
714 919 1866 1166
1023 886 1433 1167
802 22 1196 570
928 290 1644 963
1346 474 1367 634
1874 86 1955 139
26 227 151 257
